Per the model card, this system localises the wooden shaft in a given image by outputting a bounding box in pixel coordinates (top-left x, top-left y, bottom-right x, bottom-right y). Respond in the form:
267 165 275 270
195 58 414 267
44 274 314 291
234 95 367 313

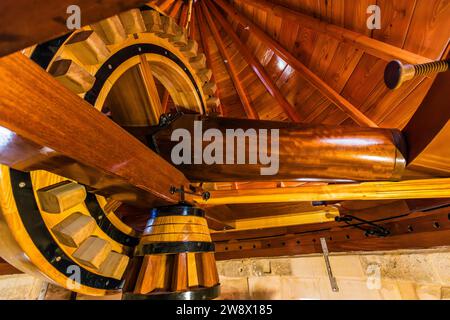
199 2 258 119
188 178 450 206
205 0 300 122
0 53 189 207
237 0 431 65
213 0 378 127
151 113 406 182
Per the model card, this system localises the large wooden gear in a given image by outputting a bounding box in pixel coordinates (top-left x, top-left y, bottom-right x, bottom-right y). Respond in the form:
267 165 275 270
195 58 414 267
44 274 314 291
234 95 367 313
0 7 219 297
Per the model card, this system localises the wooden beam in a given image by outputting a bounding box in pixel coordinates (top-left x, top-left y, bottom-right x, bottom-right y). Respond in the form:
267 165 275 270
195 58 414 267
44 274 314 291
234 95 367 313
168 0 183 18
0 0 150 58
403 52 450 175
196 3 223 115
239 0 431 65
214 207 450 260
138 55 163 121
213 0 378 127
189 178 450 205
199 2 258 119
0 53 189 207
205 0 300 122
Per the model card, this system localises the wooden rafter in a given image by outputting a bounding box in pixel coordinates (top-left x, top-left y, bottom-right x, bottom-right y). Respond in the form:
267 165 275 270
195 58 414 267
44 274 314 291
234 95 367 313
179 2 189 28
199 2 258 119
241 0 432 65
168 0 183 18
213 0 377 127
205 0 300 122
196 3 223 115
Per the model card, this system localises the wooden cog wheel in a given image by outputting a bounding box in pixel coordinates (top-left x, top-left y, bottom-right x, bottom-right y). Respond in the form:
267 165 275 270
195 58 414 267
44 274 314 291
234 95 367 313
0 7 217 296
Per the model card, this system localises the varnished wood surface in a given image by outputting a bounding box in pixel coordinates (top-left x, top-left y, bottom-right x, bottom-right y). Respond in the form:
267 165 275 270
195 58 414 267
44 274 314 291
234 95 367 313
0 0 150 57
0 53 189 207
152 114 406 182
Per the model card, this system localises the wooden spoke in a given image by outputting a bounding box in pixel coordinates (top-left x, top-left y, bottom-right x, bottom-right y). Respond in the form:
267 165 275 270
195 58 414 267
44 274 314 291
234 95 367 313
138 55 164 121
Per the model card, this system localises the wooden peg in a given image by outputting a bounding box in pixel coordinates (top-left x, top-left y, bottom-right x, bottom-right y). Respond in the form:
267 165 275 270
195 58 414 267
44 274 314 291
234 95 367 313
197 68 212 83
180 39 198 58
203 82 217 95
118 9 146 34
100 251 130 280
37 181 87 213
48 59 95 94
65 30 110 65
158 16 179 38
90 16 127 45
141 10 162 33
73 236 112 269
51 212 96 247
206 97 220 109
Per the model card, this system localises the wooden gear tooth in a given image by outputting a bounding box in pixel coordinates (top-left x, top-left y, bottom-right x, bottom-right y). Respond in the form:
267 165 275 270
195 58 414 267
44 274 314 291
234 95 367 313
169 31 188 47
158 15 179 38
65 30 110 65
37 181 87 213
90 16 127 45
180 40 198 58
197 68 213 83
73 236 112 270
99 251 130 280
119 9 147 34
48 59 96 94
190 53 207 71
51 212 96 247
203 82 217 95
206 96 220 109
141 10 163 33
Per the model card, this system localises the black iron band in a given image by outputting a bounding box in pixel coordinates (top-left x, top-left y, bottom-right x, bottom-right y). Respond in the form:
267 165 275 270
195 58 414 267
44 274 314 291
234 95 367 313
151 205 205 218
10 169 123 290
136 241 215 255
123 284 220 300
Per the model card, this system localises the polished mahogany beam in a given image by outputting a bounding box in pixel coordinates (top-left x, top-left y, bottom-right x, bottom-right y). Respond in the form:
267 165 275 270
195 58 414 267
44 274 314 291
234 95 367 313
199 2 258 119
206 0 300 122
151 113 406 182
237 0 431 65
213 0 377 127
0 53 189 207
0 0 150 58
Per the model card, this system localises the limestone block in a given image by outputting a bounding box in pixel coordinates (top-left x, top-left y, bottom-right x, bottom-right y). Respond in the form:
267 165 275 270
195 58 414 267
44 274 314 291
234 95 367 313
248 276 282 300
218 276 250 300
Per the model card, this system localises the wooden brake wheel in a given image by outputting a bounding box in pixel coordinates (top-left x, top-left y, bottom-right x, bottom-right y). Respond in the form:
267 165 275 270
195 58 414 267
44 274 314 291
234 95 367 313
0 8 218 296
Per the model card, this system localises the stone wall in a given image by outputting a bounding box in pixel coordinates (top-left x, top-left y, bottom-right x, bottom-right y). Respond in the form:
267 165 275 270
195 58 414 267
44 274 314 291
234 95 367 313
217 248 450 300
0 274 46 300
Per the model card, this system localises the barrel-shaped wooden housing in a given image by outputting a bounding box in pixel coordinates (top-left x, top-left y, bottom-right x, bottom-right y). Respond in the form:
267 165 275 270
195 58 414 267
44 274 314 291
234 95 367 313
124 205 220 300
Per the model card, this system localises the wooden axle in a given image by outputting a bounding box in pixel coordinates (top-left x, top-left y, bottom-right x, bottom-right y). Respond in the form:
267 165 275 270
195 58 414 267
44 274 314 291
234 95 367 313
150 113 406 182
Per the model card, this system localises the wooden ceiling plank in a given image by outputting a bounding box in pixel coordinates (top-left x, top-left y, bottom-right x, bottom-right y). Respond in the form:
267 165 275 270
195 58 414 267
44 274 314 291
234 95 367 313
214 0 378 127
240 0 432 65
206 0 301 122
0 53 189 207
199 2 258 119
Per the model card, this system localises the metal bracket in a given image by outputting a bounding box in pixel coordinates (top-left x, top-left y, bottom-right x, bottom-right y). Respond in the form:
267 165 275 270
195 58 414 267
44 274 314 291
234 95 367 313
335 215 390 237
320 237 339 293
170 185 211 203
